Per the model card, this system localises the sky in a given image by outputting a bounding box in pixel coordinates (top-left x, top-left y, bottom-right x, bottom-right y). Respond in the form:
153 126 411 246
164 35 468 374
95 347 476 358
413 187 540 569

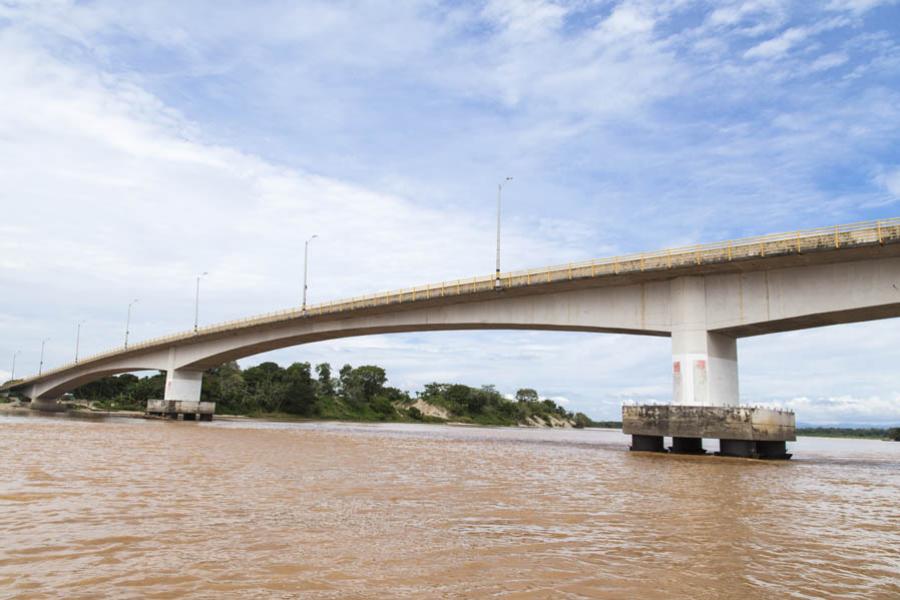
1 0 899 425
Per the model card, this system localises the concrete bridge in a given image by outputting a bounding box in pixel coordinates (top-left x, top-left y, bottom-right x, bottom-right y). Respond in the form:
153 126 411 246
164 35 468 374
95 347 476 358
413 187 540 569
5 219 900 454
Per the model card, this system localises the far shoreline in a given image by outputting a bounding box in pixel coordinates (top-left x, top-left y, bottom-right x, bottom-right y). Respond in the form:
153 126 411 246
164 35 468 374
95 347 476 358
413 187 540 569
1 403 897 440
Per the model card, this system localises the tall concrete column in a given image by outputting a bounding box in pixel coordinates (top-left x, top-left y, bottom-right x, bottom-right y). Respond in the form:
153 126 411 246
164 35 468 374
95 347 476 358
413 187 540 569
163 369 203 402
670 277 739 407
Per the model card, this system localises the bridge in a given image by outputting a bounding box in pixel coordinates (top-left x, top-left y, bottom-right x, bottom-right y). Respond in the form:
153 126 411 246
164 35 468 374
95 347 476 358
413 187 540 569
5 218 900 456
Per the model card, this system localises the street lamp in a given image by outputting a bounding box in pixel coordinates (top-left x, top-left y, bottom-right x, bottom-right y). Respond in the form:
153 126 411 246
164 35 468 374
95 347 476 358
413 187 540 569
496 176 513 287
10 350 20 381
39 338 50 376
302 234 318 312
194 272 208 333
75 320 86 364
125 299 138 349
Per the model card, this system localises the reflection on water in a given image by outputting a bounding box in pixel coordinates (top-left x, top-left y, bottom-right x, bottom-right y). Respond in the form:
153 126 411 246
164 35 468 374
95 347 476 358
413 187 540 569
0 415 898 598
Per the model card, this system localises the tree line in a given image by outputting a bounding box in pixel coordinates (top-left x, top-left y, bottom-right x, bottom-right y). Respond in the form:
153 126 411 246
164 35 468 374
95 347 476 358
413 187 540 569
70 361 598 427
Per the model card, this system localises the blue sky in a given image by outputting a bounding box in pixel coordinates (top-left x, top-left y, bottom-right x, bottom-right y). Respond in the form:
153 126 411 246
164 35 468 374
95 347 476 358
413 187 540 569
1 0 899 424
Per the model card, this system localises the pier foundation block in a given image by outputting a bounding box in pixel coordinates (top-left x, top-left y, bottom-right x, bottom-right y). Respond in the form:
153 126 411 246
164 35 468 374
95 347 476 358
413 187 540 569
146 399 216 422
623 405 795 460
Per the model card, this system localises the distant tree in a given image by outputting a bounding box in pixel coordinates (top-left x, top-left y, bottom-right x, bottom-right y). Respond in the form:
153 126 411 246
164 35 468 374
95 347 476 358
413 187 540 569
338 364 353 396
888 428 900 441
283 362 316 416
572 413 593 429
444 384 472 414
341 365 387 406
132 372 165 402
74 374 136 401
204 362 248 413
243 362 288 413
369 395 396 420
316 363 334 397
516 388 539 403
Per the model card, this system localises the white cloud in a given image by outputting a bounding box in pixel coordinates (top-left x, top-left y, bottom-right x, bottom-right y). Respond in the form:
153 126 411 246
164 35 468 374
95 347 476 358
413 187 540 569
600 4 655 37
775 394 900 424
827 0 897 14
879 167 900 196
0 32 585 368
810 51 850 71
744 26 810 59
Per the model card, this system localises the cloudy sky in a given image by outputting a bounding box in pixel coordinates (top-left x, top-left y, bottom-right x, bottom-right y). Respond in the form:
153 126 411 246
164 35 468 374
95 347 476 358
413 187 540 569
1 0 899 424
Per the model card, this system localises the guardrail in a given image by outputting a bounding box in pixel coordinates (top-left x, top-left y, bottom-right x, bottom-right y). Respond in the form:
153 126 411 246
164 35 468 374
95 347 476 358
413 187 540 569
10 217 900 387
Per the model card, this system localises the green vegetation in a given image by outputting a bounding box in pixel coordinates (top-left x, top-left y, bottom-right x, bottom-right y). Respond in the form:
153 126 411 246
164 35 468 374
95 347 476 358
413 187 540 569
417 382 577 426
72 362 595 427
73 372 165 411
583 420 623 429
796 427 899 440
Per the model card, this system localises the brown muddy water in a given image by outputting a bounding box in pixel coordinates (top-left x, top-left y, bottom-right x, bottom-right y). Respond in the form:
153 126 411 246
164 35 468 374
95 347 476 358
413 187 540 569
0 415 898 599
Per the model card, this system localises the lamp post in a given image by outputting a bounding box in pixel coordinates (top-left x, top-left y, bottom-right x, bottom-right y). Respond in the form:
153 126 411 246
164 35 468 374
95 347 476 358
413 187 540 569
39 338 49 376
75 320 85 364
10 350 20 381
125 299 138 349
302 234 318 312
194 272 208 333
496 176 513 287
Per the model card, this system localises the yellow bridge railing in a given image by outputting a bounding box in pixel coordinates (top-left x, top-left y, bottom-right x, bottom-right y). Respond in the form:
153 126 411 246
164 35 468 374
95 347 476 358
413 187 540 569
9 217 900 387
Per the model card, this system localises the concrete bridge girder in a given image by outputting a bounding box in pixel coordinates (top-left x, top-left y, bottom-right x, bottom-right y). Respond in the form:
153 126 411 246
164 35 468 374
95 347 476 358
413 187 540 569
25 350 171 400
161 282 675 372
17 254 900 406
704 256 900 336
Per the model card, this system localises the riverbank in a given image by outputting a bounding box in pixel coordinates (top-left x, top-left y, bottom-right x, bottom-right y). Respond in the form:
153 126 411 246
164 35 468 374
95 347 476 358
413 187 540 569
3 402 898 439
0 403 570 428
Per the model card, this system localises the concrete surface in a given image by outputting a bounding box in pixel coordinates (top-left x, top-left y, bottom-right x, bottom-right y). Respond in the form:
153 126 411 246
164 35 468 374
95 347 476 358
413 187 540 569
622 405 796 441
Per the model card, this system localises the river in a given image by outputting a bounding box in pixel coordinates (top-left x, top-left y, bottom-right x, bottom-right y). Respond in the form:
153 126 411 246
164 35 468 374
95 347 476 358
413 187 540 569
0 414 897 599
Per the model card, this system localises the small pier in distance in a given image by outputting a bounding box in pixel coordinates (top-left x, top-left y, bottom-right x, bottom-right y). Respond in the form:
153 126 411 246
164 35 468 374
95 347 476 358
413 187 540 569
146 399 215 421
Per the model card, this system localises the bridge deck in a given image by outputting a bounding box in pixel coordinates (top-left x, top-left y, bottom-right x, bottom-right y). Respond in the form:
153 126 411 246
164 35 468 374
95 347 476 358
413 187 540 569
5 217 900 389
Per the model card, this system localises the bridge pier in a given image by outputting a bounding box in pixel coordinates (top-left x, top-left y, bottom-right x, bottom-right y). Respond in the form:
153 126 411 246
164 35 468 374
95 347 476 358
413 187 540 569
671 277 739 407
29 398 67 413
164 369 203 403
146 368 215 421
624 277 793 459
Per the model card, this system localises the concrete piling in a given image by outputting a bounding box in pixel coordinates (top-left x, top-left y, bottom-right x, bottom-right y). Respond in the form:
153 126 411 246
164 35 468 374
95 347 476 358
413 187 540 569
670 437 705 454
